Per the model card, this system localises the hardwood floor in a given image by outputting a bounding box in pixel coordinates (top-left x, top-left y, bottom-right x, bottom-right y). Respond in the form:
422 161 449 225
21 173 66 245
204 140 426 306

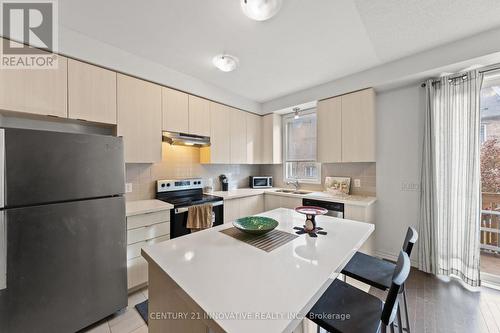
369 268 500 333
80 269 500 333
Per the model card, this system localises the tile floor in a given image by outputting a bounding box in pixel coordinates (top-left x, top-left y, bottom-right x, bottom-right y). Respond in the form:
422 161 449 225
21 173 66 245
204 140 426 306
80 288 149 333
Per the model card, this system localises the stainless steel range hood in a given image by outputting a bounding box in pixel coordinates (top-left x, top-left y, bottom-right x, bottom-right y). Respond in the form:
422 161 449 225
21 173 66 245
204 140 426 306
162 131 211 147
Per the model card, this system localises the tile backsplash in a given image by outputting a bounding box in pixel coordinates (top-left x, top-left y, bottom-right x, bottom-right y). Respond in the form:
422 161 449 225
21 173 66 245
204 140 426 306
126 143 376 201
260 162 376 196
125 143 260 201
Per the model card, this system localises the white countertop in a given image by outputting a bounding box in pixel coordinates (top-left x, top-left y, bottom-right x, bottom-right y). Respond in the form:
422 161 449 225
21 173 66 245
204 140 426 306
125 199 173 217
208 188 376 207
142 208 374 333
207 188 278 200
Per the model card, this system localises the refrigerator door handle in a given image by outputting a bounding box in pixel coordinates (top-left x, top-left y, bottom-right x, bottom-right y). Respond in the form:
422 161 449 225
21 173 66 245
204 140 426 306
0 129 4 209
0 211 6 290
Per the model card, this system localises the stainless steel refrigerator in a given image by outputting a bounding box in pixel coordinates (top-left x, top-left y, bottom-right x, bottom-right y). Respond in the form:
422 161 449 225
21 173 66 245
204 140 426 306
0 128 127 333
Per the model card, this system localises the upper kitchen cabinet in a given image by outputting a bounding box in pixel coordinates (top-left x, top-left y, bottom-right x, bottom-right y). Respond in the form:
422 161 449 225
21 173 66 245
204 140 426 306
229 107 247 164
68 59 117 124
262 113 282 164
200 102 230 164
188 95 210 137
162 87 189 133
117 74 162 163
0 40 67 118
341 88 375 162
317 96 342 163
246 112 262 164
317 88 375 163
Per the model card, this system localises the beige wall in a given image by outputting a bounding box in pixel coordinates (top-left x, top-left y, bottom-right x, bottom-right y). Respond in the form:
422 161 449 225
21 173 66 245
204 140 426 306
125 142 260 201
260 162 376 196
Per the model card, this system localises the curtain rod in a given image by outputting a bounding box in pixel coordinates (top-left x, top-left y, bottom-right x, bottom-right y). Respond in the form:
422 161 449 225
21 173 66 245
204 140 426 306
420 64 500 88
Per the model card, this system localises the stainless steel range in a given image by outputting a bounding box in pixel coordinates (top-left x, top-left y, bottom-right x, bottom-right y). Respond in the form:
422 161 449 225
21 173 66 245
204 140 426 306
155 178 223 238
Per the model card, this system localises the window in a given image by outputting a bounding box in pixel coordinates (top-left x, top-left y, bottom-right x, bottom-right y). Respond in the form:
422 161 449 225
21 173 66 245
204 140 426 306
283 109 321 183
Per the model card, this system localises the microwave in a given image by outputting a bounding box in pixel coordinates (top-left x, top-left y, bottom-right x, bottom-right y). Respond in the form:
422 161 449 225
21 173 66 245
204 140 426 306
249 176 273 188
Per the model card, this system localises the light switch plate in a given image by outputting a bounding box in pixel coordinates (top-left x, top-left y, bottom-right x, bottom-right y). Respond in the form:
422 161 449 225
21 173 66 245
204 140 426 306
125 183 133 193
354 179 361 188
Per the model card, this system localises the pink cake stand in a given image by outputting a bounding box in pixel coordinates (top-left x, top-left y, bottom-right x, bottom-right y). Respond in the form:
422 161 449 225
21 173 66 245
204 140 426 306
294 206 328 237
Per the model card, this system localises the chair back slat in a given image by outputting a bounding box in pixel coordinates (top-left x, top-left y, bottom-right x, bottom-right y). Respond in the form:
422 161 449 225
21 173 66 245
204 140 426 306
380 251 410 325
402 226 418 256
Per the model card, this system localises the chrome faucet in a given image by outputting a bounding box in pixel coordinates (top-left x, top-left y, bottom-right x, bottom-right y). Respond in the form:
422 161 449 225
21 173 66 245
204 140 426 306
286 180 299 190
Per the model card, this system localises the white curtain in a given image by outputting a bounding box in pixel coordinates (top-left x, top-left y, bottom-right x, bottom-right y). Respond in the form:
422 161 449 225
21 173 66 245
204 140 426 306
418 70 484 287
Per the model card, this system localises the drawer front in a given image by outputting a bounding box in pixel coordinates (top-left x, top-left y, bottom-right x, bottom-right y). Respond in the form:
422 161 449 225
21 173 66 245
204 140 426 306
127 256 148 290
127 210 170 230
127 234 170 260
127 222 170 245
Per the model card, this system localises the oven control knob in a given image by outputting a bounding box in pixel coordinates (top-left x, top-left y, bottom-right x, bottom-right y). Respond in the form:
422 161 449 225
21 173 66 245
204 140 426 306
161 183 165 188
167 183 171 187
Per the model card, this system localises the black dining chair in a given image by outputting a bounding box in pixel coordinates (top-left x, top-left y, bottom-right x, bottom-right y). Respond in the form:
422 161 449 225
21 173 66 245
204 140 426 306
340 227 418 332
307 251 411 333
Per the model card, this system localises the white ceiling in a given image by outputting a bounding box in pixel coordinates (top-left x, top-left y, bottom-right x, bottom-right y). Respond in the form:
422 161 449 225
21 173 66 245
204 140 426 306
59 0 500 103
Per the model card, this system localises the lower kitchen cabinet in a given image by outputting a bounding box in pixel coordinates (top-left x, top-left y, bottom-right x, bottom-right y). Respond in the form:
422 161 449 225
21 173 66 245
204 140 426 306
264 194 302 211
223 195 265 224
126 208 170 291
344 204 375 255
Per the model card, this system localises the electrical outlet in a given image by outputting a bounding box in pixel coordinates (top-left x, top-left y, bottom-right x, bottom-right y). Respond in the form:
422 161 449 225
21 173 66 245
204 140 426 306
354 179 361 188
125 183 133 193
401 182 419 192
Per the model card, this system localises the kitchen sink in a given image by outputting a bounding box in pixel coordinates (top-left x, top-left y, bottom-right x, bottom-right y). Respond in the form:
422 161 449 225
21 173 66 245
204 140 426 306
274 189 311 195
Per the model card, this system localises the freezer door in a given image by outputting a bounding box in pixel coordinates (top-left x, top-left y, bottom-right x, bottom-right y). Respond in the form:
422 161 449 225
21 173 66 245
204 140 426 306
0 197 127 333
4 128 124 207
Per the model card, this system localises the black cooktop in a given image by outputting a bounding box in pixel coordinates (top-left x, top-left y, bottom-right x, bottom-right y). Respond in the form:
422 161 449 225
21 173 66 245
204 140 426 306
156 190 222 208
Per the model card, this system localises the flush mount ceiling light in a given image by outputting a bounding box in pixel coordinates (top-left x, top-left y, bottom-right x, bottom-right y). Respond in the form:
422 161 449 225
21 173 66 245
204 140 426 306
212 54 239 72
241 0 282 21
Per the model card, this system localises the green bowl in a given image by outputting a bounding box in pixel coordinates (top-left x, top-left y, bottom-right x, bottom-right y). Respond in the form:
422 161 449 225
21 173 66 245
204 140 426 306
233 216 279 235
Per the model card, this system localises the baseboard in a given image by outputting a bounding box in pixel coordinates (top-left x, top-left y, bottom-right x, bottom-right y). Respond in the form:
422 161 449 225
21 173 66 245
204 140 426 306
482 272 500 288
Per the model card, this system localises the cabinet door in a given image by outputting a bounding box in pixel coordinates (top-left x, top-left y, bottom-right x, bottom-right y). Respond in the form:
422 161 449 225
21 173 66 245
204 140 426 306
229 108 247 164
224 199 239 223
281 196 302 209
317 96 342 163
264 194 281 211
0 41 67 117
341 89 375 162
246 113 262 164
241 195 264 216
262 114 282 164
188 95 210 136
117 74 162 163
202 102 231 164
162 87 189 133
68 59 117 124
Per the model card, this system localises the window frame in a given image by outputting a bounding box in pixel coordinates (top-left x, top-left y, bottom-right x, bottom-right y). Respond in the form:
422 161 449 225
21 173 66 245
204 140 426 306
282 109 321 184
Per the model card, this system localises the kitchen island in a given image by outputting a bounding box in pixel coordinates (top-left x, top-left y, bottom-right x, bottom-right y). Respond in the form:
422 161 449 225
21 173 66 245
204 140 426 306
141 208 374 333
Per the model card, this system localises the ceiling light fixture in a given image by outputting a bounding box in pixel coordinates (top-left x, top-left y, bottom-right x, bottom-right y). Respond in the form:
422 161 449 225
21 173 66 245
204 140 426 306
212 54 239 72
241 0 282 21
293 107 300 119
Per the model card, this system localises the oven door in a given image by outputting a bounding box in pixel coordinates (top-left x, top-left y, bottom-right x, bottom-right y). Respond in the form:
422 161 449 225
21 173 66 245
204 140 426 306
171 201 224 239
